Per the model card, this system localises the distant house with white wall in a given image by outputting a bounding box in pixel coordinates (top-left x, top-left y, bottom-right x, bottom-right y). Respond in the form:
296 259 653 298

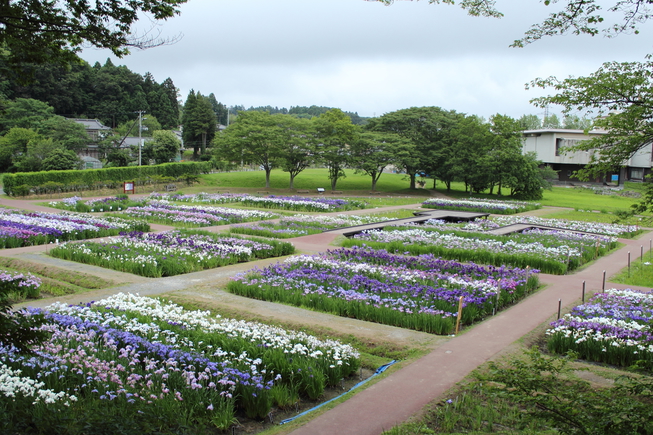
522 128 652 184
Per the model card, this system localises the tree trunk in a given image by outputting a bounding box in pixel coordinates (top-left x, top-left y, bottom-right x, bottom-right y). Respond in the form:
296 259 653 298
265 168 271 188
201 132 207 155
409 173 416 189
371 177 377 191
289 174 295 189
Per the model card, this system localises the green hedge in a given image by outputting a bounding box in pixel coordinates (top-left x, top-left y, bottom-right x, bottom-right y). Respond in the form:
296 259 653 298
2 162 212 197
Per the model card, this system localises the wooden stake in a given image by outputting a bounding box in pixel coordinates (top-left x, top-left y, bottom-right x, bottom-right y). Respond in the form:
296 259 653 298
557 299 562 320
582 281 586 303
455 296 464 335
602 270 606 291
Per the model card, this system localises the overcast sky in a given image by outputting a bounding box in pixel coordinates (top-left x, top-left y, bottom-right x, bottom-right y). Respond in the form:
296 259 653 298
81 0 653 121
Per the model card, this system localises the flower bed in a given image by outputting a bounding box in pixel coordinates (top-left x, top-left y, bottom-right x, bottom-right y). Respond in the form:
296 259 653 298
48 195 147 213
122 201 277 227
228 247 539 334
546 289 653 369
0 293 360 432
48 230 295 277
0 270 41 300
421 198 540 214
230 213 394 239
343 227 617 275
0 208 150 249
152 192 368 212
490 215 641 238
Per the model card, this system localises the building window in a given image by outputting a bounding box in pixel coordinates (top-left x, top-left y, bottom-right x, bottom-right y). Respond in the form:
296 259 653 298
631 168 644 180
555 138 563 156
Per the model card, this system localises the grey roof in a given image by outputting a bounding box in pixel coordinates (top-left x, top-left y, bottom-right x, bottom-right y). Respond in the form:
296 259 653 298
120 136 154 147
68 118 112 131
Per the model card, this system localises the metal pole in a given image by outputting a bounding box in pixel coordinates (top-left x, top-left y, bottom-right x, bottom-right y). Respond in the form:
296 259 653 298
138 111 142 166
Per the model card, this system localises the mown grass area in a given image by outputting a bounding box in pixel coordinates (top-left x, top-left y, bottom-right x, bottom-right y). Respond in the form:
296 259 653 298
611 254 653 287
434 180 641 213
534 208 646 226
198 168 426 195
0 257 115 302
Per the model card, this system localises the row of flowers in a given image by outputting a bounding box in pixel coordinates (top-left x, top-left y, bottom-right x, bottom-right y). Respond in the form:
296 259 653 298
151 192 369 212
405 216 641 239
343 226 617 275
489 215 641 238
421 198 540 214
48 230 295 277
0 208 150 249
121 201 278 227
228 247 539 334
48 195 147 213
230 213 398 238
0 270 42 300
546 289 653 369
0 293 360 432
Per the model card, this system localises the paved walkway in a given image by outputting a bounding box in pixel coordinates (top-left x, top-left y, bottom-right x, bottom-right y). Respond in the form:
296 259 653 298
3 197 651 434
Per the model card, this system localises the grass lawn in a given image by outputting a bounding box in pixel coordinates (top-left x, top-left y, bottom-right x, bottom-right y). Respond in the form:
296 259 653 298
534 208 646 226
198 168 428 195
610 252 653 286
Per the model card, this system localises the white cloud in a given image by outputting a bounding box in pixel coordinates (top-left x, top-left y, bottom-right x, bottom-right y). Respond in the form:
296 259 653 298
81 0 653 119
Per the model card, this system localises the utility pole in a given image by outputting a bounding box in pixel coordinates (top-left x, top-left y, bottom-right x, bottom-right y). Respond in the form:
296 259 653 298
136 110 146 166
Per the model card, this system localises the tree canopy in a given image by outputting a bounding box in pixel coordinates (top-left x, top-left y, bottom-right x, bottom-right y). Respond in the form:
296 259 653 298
529 59 653 180
0 0 187 74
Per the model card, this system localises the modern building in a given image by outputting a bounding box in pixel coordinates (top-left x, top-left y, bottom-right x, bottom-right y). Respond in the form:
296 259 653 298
522 128 653 184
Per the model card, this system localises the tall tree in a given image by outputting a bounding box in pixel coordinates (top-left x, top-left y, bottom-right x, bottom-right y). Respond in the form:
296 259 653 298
208 93 229 126
277 116 316 189
181 90 198 156
182 91 217 158
314 109 359 191
0 127 41 171
214 111 285 188
351 131 412 191
368 107 461 190
0 98 56 133
449 115 494 194
488 114 537 196
518 114 542 130
145 130 180 164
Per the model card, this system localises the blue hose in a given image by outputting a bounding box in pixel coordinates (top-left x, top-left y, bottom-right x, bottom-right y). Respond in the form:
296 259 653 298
279 359 398 425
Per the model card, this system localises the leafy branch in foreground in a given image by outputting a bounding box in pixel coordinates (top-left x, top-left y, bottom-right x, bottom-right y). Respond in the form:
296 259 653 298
485 348 653 435
528 59 653 181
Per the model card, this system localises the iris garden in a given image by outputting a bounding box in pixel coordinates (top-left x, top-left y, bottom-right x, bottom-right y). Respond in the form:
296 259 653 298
0 208 149 249
152 192 369 212
546 289 653 369
48 230 295 278
0 293 360 432
228 247 539 335
421 198 540 214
